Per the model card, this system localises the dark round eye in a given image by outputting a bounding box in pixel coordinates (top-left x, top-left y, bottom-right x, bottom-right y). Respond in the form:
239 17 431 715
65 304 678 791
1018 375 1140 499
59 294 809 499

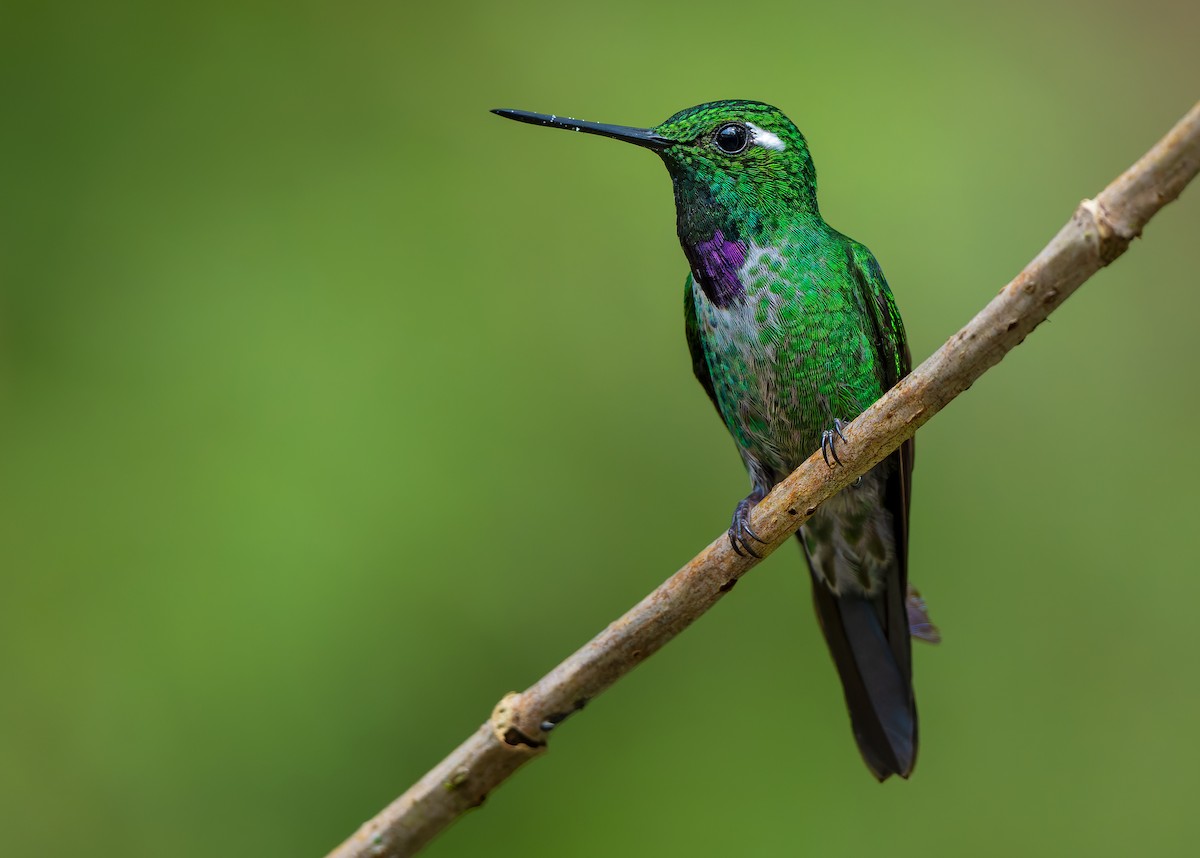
714 123 749 154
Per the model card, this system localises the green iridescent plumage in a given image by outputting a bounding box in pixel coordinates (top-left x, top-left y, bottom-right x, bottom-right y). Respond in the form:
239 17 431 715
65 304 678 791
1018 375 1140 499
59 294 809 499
495 100 936 781
683 239 904 461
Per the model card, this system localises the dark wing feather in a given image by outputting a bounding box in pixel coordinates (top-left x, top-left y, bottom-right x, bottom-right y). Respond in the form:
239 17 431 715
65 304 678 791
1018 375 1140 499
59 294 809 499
805 242 918 779
846 240 914 599
846 242 911 389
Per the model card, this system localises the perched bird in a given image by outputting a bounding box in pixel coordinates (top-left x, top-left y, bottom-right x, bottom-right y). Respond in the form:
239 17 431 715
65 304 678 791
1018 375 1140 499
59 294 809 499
493 101 937 780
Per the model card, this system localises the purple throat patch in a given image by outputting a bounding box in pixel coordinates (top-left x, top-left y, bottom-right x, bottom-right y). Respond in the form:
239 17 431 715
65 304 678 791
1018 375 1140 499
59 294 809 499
693 230 747 307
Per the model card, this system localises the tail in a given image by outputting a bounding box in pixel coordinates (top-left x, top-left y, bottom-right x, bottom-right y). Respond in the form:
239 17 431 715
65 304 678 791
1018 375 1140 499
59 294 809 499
807 549 917 781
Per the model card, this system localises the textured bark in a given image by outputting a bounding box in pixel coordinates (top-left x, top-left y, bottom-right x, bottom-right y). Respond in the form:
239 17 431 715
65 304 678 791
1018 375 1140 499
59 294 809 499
325 101 1200 858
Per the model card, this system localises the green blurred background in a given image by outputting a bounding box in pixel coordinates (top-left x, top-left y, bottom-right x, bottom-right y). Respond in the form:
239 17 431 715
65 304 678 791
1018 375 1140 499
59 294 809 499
2 1 1198 855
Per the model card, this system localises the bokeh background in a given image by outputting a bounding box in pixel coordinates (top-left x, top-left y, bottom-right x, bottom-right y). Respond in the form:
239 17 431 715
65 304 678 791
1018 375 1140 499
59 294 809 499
3 1 1199 855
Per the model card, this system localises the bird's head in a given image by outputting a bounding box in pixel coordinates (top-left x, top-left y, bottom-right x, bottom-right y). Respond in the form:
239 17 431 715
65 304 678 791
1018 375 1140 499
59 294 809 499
492 100 819 239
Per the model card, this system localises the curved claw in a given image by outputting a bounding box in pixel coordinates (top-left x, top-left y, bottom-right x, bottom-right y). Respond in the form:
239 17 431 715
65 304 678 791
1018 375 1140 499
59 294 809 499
728 497 768 558
820 419 848 467
820 430 842 467
728 529 753 558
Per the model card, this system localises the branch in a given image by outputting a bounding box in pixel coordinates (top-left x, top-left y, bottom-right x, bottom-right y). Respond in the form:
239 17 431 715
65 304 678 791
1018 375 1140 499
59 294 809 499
326 102 1200 858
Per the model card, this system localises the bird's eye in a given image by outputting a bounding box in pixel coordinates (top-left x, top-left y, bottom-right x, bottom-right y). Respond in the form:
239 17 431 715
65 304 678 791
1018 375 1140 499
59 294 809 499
714 123 749 154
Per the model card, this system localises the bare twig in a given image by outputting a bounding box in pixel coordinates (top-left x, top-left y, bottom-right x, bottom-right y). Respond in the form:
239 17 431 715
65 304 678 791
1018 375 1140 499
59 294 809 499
326 101 1200 858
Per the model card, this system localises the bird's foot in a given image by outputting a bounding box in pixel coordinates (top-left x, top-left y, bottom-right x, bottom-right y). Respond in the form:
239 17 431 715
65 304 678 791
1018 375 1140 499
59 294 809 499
820 418 848 467
728 496 768 558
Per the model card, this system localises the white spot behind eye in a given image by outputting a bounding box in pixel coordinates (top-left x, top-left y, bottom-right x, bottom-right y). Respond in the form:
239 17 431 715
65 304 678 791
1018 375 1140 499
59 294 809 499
746 122 785 152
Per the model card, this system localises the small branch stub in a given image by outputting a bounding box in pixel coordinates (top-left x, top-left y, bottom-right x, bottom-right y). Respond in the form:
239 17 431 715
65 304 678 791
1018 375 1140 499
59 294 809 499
1077 197 1128 263
490 692 545 750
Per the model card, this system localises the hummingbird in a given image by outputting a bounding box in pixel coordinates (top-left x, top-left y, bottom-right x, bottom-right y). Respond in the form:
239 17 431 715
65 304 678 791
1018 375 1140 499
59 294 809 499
493 101 938 780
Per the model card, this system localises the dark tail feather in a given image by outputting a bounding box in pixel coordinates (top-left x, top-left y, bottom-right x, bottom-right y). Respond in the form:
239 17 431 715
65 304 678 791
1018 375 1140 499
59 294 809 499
808 563 917 780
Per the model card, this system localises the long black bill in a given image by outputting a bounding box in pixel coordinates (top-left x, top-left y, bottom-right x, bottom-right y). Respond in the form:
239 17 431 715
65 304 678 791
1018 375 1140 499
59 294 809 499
491 108 672 151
